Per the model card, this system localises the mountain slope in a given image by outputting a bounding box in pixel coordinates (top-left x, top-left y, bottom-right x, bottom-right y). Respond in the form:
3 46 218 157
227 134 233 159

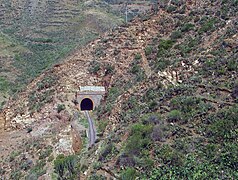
0 0 238 179
0 0 124 109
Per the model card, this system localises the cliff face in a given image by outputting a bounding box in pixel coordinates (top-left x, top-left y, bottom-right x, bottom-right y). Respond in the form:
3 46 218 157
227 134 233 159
0 0 238 179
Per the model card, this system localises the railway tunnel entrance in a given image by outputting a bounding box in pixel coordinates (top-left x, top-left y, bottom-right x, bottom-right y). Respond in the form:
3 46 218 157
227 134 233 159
76 86 105 111
80 98 93 111
74 86 105 148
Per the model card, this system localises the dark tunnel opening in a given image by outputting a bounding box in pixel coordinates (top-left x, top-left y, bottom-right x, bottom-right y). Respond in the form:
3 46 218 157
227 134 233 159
80 98 93 111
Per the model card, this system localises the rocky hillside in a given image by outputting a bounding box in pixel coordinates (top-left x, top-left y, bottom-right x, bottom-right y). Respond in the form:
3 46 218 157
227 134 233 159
1 0 238 179
106 0 158 21
0 0 124 109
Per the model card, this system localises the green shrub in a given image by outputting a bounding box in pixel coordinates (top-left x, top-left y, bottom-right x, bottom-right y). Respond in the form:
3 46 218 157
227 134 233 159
123 96 138 110
117 153 135 167
20 159 32 171
149 101 157 111
227 58 238 71
170 96 210 122
48 155 54 162
231 84 238 102
143 88 157 102
107 87 122 103
54 154 78 179
176 37 199 56
156 58 170 71
99 143 117 161
10 170 22 180
135 157 154 169
27 160 46 179
145 46 153 56
105 64 115 75
32 38 53 43
148 155 227 179
135 69 145 82
130 55 144 81
37 75 58 91
92 162 102 170
166 5 177 13
57 104 65 113
181 23 195 32
98 120 108 133
125 123 153 155
156 145 184 166
117 94 140 120
151 125 165 142
129 54 145 82
89 173 106 180
95 47 106 57
171 96 201 113
88 60 101 74
121 168 137 180
39 145 53 160
205 106 238 142
54 154 64 176
134 53 142 60
167 110 182 122
28 89 54 113
170 30 182 40
158 39 175 50
199 18 217 33
220 142 238 170
9 151 20 162
131 64 141 74
141 113 160 125
30 44 54 51
0 77 10 92
172 138 195 154
0 168 6 176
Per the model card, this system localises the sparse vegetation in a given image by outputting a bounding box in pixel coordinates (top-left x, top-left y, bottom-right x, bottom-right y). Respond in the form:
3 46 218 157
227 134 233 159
54 154 79 179
27 73 58 114
118 122 153 170
39 145 53 160
121 168 137 180
129 54 146 82
170 30 182 40
28 89 54 114
180 23 195 32
145 46 153 56
105 64 115 75
88 60 101 74
0 0 124 103
199 17 217 34
167 110 182 122
27 160 46 179
57 104 66 113
0 77 10 92
99 143 117 162
1 0 238 179
98 120 108 133
158 39 175 52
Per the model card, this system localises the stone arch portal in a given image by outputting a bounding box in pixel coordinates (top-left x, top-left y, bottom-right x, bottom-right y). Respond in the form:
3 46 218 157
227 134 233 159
77 86 106 111
80 98 93 111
